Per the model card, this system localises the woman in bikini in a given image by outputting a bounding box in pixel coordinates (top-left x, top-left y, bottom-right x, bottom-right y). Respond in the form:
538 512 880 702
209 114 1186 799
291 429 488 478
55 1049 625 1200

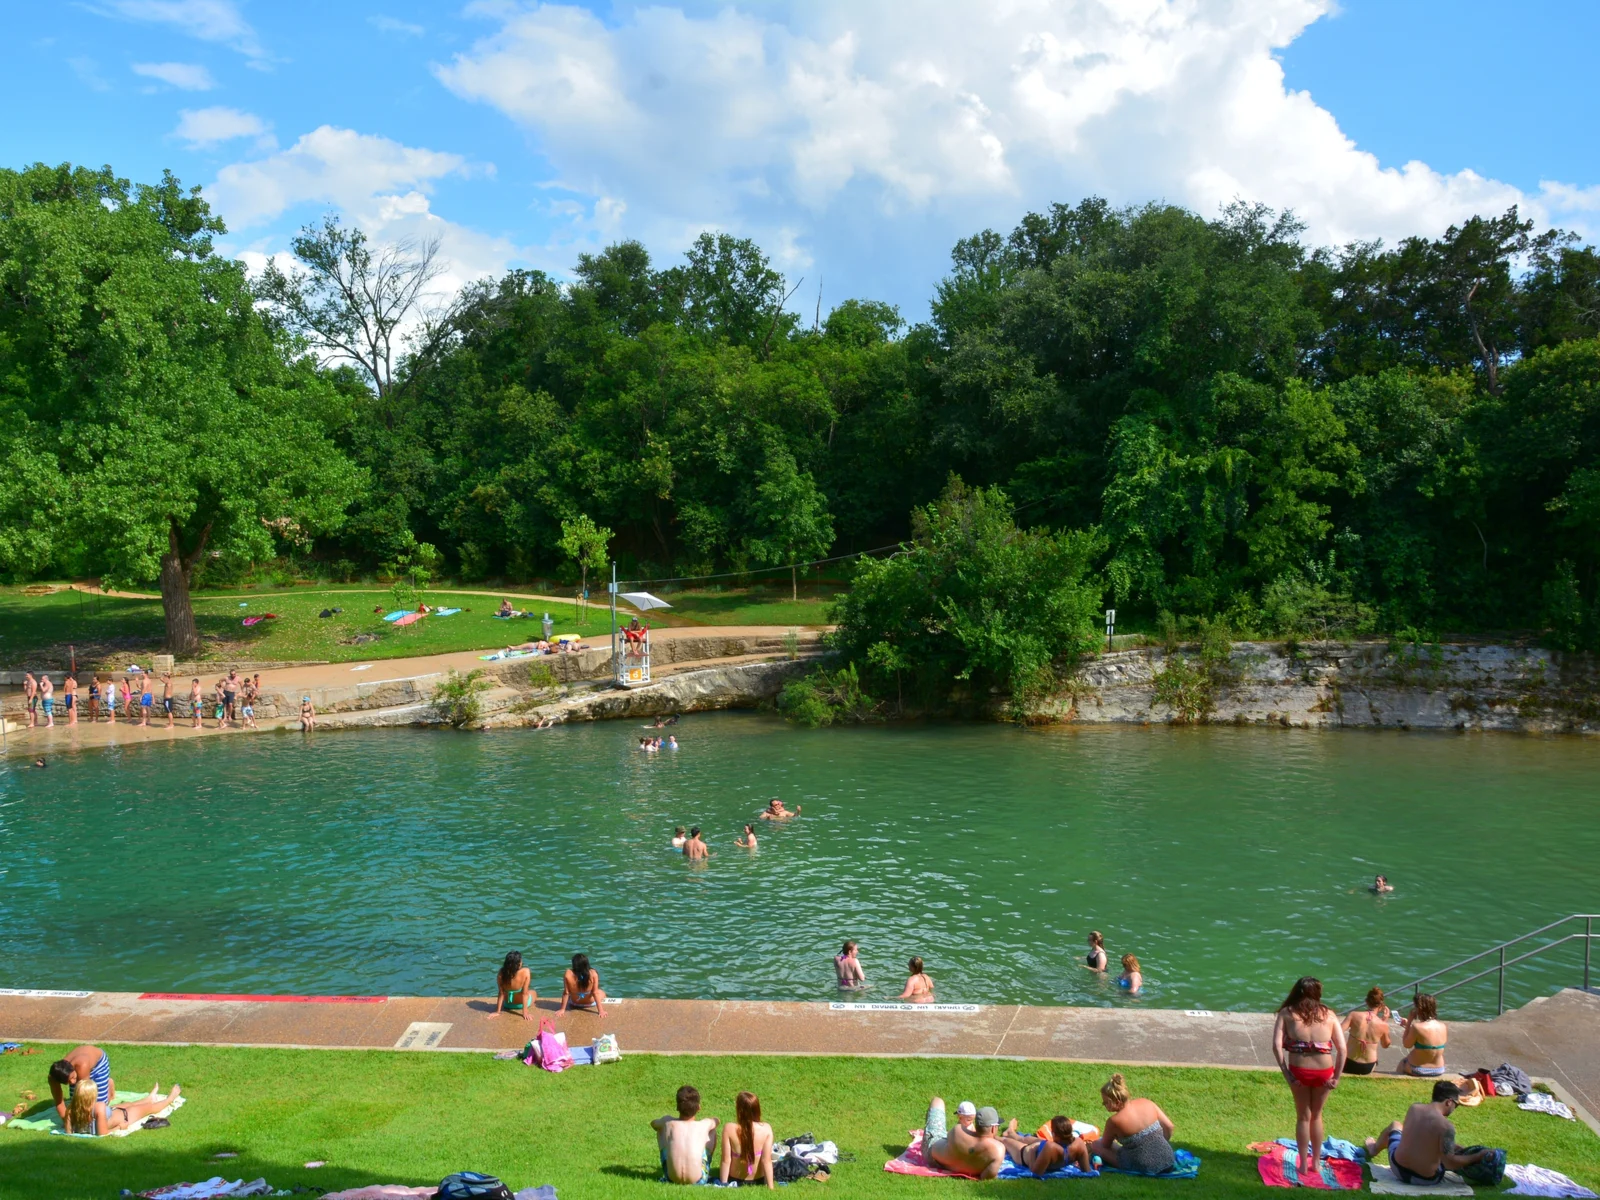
63 1080 181 1137
1118 954 1142 994
558 953 607 1017
1272 976 1347 1178
897 957 934 1003
1398 993 1448 1076
717 1091 775 1188
494 950 535 1020
1342 986 1392 1076
1083 931 1108 972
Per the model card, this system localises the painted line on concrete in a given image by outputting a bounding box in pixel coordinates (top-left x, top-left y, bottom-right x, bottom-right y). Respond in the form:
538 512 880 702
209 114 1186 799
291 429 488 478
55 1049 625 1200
829 1002 981 1013
395 1022 452 1050
0 988 92 998
137 992 387 1004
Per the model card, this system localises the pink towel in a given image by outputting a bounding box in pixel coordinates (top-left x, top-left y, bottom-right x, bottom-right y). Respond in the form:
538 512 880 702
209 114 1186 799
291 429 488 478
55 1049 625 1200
393 612 424 626
884 1130 977 1178
1258 1149 1363 1189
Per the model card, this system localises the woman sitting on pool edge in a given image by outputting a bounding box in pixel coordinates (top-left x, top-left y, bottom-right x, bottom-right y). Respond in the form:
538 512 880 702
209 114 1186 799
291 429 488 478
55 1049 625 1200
559 953 607 1017
1398 993 1448 1076
64 1081 181 1137
495 950 535 1020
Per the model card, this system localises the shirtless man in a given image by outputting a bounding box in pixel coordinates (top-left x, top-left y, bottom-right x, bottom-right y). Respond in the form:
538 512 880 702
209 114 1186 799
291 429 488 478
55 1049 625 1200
189 677 203 729
63 673 78 725
652 1085 719 1185
161 672 175 728
683 827 709 860
1366 1081 1488 1186
921 1097 1006 1179
23 671 38 726
138 671 153 726
1002 1115 1094 1177
759 798 801 821
39 674 55 727
48 1045 116 1121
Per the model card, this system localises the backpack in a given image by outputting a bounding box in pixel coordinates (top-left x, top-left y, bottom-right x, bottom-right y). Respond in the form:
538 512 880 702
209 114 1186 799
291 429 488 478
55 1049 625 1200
537 1018 573 1073
1458 1148 1506 1186
434 1172 513 1200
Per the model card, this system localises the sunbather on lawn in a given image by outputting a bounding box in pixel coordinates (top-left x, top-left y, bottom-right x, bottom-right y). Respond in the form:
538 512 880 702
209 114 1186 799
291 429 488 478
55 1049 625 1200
922 1096 1006 1179
1088 1073 1176 1174
1002 1115 1094 1176
653 1085 719 1184
62 1080 180 1136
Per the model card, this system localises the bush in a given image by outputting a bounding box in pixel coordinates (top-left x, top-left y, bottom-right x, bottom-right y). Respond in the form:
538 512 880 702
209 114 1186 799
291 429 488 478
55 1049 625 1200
432 669 491 728
777 663 880 727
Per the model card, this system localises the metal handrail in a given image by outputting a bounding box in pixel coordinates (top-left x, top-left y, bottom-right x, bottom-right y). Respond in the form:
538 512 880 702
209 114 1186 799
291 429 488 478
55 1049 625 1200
1388 914 1598 1015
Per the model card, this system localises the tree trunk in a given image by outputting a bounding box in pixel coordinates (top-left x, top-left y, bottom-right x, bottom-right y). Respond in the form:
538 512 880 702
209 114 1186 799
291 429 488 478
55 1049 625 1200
159 551 202 657
791 563 798 602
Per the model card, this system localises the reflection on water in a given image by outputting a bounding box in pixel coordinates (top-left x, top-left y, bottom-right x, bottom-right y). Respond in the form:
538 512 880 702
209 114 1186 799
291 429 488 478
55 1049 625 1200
1 716 1595 1016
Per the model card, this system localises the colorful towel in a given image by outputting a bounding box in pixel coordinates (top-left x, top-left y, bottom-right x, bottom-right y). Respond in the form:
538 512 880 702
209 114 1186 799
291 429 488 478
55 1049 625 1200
7 1090 186 1137
1103 1148 1201 1179
433 607 462 616
382 610 408 622
883 1130 1098 1180
1504 1164 1599 1198
1253 1139 1367 1162
1259 1148 1363 1189
393 612 424 626
1368 1163 1471 1196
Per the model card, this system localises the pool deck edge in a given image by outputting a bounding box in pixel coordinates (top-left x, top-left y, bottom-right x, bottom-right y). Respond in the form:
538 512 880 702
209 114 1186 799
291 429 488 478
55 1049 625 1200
4 989 1597 1133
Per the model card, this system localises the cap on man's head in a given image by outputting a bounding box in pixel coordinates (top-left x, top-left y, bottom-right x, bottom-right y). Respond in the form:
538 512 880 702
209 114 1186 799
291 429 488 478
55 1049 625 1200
976 1106 1001 1130
955 1101 977 1117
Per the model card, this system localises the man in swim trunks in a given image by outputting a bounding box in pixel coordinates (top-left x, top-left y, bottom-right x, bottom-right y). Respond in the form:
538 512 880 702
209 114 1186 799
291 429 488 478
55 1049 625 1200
684 827 709 860
49 1045 115 1120
1365 1082 1488 1186
161 672 175 728
139 671 153 726
922 1098 1006 1179
39 674 55 727
759 798 801 820
652 1085 719 1184
190 677 203 729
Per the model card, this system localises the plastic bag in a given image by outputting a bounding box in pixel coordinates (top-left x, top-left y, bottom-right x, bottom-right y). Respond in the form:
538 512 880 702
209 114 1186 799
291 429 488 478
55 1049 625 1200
592 1033 621 1064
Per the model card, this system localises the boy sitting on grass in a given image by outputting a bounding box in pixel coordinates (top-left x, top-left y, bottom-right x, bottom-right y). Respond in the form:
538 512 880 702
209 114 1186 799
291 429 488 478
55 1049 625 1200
652 1085 719 1184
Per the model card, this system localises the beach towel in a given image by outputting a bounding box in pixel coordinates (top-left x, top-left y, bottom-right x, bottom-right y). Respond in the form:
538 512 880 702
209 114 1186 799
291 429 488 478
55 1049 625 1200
1504 1164 1599 1198
139 1182 270 1200
240 614 278 627
1103 1148 1201 1179
393 612 424 626
479 649 534 661
383 610 409 622
1253 1138 1367 1162
1258 1148 1363 1189
883 1130 1098 1180
322 1189 439 1200
1518 1092 1575 1120
1367 1164 1471 1196
8 1090 186 1137
434 607 462 616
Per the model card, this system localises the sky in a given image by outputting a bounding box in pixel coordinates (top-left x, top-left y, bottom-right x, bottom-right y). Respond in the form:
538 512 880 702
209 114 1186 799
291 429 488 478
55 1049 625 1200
4 0 1597 320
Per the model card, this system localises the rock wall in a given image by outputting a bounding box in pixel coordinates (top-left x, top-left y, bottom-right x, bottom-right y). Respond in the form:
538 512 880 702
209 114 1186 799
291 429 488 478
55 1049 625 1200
1032 641 1600 733
485 657 815 727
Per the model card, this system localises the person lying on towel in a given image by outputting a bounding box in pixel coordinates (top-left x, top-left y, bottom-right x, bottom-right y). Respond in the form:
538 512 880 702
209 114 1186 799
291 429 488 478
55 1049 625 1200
1002 1115 1094 1176
921 1097 1006 1179
1365 1080 1489 1186
63 1081 180 1136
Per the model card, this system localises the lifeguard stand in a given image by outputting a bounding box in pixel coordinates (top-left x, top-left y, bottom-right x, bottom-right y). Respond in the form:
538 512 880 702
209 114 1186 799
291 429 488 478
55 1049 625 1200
608 567 673 689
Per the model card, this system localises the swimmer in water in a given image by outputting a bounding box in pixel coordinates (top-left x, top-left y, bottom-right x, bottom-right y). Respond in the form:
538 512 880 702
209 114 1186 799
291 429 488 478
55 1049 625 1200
1372 874 1394 893
1118 954 1142 994
667 735 678 750
735 823 758 849
897 957 935 1003
835 941 866 989
671 826 688 849
684 827 710 861
759 798 801 821
1083 930 1108 972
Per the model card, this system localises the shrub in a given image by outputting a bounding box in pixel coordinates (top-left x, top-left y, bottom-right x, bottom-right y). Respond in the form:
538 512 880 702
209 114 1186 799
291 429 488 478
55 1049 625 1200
432 668 491 729
777 663 880 727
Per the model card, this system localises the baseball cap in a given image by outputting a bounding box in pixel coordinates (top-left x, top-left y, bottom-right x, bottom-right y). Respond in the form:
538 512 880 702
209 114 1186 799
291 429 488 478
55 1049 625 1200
955 1101 976 1117
976 1106 1000 1129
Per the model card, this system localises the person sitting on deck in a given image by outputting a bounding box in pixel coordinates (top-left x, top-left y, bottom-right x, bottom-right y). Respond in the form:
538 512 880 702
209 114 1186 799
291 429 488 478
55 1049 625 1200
919 1097 1006 1179
1365 1080 1489 1186
1002 1115 1094 1176
63 1080 180 1137
1398 993 1449 1077
494 950 535 1020
653 1085 719 1185
1088 1073 1176 1175
558 952 607 1016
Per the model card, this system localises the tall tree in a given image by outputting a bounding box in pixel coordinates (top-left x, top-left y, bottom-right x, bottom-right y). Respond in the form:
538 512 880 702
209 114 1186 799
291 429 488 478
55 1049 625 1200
742 446 834 600
0 164 362 654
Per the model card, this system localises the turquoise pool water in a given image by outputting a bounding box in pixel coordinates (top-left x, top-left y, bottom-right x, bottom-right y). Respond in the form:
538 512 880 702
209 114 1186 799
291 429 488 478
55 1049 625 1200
1 717 1595 1015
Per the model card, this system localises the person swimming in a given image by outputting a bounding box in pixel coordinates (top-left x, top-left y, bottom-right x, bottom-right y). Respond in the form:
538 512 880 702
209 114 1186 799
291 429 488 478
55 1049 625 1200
897 957 934 1003
1372 874 1394 893
1118 954 1142 994
835 941 866 989
759 798 800 821
671 826 688 849
735 824 758 849
1083 931 1108 972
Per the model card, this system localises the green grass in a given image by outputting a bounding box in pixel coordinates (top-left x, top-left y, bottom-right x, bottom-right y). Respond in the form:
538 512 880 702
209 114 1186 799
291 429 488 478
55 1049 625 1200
2 1044 1594 1200
0 583 830 668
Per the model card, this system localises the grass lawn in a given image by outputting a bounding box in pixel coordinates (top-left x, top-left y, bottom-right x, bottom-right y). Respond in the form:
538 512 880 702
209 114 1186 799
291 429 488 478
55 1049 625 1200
0 584 832 669
2 1045 1595 1200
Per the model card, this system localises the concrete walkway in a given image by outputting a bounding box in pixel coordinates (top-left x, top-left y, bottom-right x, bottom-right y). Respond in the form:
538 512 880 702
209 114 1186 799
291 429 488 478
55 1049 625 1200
4 988 1596 1124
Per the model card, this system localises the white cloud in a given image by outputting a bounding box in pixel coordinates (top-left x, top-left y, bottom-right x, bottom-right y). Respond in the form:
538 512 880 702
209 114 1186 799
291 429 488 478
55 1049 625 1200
434 0 1597 298
98 0 264 60
133 61 216 90
68 56 111 92
369 15 425 36
174 106 272 149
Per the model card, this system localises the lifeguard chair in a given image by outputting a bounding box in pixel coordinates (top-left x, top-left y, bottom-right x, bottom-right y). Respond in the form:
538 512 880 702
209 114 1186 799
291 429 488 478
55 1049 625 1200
609 574 673 688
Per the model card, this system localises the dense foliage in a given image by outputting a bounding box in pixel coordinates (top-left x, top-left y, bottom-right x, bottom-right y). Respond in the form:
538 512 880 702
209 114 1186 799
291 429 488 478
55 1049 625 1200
6 160 1600 661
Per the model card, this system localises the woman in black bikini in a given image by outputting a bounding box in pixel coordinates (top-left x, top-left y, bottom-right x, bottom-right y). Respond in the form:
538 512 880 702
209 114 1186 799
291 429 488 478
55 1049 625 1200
1342 987 1392 1076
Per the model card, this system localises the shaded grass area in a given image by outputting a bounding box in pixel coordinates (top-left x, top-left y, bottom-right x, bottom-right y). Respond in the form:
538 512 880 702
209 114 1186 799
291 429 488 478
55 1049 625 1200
2 1044 1595 1200
658 586 834 629
0 584 828 669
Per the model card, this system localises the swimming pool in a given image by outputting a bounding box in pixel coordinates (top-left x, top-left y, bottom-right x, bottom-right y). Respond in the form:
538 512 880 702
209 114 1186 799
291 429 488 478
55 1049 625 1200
1 716 1594 1016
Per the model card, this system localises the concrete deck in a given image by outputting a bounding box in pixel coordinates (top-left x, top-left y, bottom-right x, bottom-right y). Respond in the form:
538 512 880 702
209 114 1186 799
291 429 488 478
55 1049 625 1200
4 988 1596 1124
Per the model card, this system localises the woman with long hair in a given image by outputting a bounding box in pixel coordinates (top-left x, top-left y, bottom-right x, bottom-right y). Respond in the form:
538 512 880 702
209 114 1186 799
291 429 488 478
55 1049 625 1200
494 951 535 1020
559 952 606 1017
718 1090 775 1188
1087 1073 1176 1174
1083 931 1107 972
1342 987 1392 1076
1398 994 1448 1076
1118 954 1142 994
63 1080 181 1136
1272 976 1347 1177
896 956 934 1003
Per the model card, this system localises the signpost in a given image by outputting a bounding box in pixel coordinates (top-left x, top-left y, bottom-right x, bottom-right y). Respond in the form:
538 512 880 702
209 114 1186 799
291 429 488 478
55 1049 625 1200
1105 608 1116 651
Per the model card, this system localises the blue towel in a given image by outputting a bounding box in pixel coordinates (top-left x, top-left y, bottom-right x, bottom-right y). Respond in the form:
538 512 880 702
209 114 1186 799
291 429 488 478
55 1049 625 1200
569 1045 595 1066
1275 1137 1365 1162
0 1042 21 1053
1104 1148 1201 1179
434 607 462 616
382 610 408 622
997 1157 1099 1180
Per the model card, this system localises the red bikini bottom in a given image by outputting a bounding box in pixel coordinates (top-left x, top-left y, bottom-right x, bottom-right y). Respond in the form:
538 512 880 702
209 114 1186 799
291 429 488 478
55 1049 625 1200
1289 1065 1337 1088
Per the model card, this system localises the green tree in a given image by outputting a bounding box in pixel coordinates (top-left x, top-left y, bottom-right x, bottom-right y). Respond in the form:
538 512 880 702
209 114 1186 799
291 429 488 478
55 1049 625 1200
742 447 834 600
558 514 612 615
0 163 361 655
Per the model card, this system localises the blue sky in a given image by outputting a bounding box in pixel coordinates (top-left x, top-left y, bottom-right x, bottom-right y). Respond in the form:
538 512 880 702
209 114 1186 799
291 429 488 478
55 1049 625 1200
4 1 1596 320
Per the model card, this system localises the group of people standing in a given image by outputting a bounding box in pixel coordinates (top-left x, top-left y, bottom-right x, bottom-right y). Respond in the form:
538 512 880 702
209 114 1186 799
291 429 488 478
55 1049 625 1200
18 668 263 730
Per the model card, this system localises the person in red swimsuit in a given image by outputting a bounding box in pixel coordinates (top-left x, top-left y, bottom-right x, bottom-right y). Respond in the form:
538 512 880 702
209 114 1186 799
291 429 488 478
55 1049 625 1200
1272 976 1348 1179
